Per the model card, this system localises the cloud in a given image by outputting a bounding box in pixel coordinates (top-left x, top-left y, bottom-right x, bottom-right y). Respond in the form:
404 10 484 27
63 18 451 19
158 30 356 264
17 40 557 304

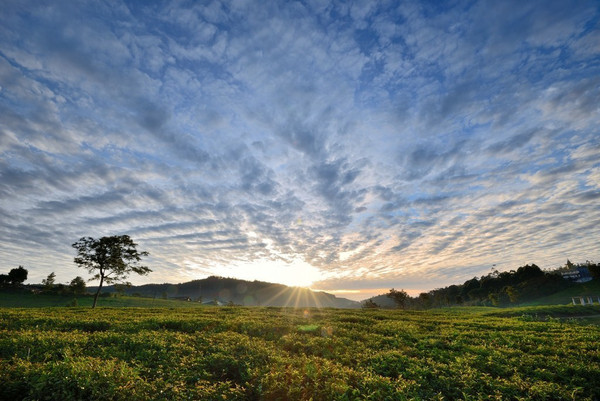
0 0 598 291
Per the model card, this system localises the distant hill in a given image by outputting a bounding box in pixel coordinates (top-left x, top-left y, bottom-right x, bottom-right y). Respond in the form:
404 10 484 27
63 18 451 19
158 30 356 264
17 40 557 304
94 276 361 308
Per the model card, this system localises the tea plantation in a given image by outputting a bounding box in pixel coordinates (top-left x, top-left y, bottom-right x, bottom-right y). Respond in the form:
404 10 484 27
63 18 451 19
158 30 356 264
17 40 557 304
1 306 599 400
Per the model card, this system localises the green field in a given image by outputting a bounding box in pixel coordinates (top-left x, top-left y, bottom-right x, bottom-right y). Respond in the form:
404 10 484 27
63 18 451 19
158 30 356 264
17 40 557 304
521 280 600 306
1 305 599 400
0 290 203 308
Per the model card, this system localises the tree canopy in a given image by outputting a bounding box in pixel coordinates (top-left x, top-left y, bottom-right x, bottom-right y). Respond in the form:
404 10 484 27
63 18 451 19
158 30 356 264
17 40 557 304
69 276 87 295
72 235 150 308
387 288 409 309
42 272 56 290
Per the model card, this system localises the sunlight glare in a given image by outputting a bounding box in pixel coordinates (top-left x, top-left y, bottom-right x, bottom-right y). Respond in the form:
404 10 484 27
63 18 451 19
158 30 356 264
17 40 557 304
212 257 322 288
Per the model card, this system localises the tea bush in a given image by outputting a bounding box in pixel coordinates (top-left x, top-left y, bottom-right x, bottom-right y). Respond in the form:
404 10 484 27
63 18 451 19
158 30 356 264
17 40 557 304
0 306 598 400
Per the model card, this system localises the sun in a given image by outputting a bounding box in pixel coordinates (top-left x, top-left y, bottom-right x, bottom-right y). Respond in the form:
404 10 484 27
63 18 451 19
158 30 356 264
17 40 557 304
211 257 323 288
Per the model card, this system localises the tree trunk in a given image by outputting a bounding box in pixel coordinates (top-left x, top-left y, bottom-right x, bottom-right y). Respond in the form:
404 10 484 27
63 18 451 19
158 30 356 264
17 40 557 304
92 274 104 308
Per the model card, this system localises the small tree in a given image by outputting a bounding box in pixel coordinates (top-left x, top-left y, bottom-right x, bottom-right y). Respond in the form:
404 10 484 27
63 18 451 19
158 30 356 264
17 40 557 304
387 288 409 309
418 292 431 309
8 266 28 286
505 286 519 304
69 276 87 295
42 272 56 291
362 299 380 309
72 235 150 308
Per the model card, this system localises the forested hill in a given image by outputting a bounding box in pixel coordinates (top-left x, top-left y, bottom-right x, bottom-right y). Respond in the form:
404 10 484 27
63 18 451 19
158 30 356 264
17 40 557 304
95 276 360 308
366 263 591 308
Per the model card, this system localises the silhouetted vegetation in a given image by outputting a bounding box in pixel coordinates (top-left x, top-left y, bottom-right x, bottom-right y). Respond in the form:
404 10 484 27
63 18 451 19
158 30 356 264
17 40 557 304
422 264 570 308
387 288 409 309
72 235 150 308
367 262 599 309
0 266 28 288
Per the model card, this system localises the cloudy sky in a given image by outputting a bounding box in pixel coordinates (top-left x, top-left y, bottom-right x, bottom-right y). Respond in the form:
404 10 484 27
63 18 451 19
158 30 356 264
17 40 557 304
1 0 599 300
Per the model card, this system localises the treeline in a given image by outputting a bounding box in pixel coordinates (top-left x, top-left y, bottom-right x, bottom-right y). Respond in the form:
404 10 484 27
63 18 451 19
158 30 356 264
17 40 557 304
39 272 87 295
421 264 567 308
371 261 599 309
0 267 88 296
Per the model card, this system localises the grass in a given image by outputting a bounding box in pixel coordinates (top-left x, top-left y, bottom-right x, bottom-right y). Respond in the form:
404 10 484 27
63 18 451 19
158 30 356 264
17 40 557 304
521 279 600 306
1 305 599 400
0 290 203 308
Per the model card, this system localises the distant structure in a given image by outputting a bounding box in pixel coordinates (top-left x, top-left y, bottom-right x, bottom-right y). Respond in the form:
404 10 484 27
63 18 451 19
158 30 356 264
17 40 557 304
561 267 593 283
572 296 600 306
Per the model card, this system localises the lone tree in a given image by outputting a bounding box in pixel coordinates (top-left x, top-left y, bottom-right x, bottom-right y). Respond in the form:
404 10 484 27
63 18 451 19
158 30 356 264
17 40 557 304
72 235 150 308
69 276 87 295
387 288 409 309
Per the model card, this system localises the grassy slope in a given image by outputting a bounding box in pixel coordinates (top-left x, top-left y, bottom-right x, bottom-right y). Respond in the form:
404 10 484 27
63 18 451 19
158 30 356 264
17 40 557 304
520 279 600 306
0 291 203 308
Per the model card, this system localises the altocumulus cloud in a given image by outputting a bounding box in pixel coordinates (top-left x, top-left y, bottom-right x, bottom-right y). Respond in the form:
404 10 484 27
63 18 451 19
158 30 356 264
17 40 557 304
0 0 599 297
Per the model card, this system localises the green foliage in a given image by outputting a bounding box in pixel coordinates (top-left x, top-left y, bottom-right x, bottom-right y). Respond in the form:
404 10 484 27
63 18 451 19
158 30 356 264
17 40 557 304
387 288 409 309
1 267 28 288
42 272 56 290
362 299 380 309
69 276 87 295
423 264 571 308
1 266 28 287
0 291 205 308
0 306 599 400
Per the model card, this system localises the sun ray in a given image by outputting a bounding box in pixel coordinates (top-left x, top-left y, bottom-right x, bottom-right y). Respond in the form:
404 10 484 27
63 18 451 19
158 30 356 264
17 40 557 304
307 288 323 309
261 284 294 307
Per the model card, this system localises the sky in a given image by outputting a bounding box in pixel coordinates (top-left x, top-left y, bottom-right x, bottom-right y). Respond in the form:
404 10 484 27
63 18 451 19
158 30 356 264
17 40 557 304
1 0 599 301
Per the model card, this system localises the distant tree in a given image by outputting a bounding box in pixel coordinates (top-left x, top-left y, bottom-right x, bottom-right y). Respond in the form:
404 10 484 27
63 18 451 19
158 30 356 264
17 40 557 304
42 272 56 290
0 274 10 287
362 299 380 309
488 293 499 306
505 286 519 304
55 284 68 296
387 288 409 309
585 261 600 279
8 266 28 286
69 276 87 295
113 282 131 297
72 235 150 308
418 292 431 309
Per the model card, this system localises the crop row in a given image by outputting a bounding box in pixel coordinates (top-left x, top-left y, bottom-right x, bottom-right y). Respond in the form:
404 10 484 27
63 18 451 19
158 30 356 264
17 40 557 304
1 307 599 400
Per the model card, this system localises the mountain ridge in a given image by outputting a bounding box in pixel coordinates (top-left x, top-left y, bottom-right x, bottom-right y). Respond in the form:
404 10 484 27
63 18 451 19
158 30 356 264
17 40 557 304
93 275 361 308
